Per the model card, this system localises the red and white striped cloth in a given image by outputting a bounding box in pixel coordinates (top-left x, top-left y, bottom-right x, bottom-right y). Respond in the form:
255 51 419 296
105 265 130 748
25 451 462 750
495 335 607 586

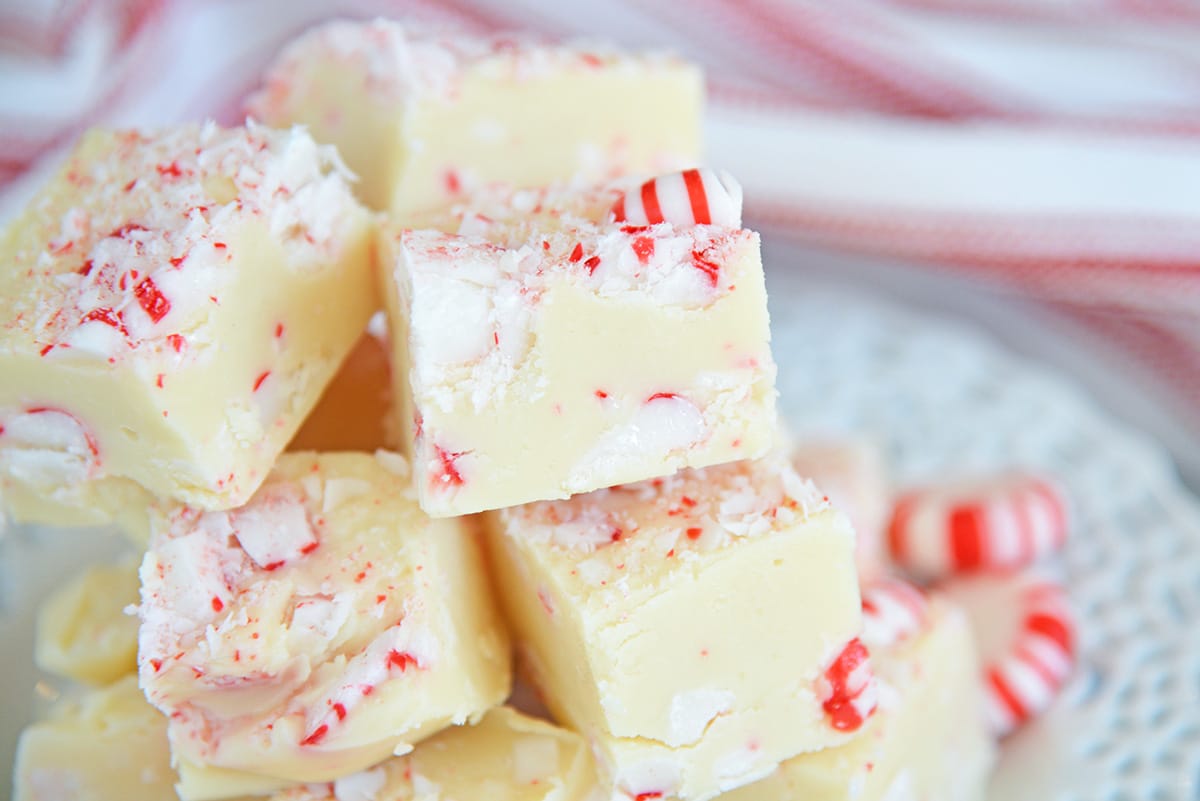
3 0 1199 473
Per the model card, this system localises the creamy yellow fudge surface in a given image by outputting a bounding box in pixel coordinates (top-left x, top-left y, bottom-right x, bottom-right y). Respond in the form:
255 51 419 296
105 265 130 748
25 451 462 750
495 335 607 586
723 597 995 801
246 19 701 216
0 123 376 527
13 676 177 801
137 451 511 787
263 706 597 801
380 178 777 518
485 453 870 800
35 557 140 686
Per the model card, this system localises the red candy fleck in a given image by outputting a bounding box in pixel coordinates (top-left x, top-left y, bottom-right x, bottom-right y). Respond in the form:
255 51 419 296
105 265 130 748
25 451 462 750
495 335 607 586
635 793 664 801
300 541 319 555
274 323 284 338
253 371 270 392
581 53 604 68
433 446 466 487
78 259 94 276
681 496 697 507
262 560 285 572
78 307 130 336
169 256 184 269
134 277 171 323
584 255 601 274
332 702 347 721
646 392 680 402
155 374 164 389
387 651 419 672
39 344 54 357
686 527 703 540
594 389 608 399
444 169 461 195
156 161 183 179
691 251 721 287
821 638 875 732
167 333 185 352
108 222 148 240
211 597 224 613
632 236 655 264
568 243 584 263
123 179 137 192
611 528 623 542
150 658 163 672
300 724 329 746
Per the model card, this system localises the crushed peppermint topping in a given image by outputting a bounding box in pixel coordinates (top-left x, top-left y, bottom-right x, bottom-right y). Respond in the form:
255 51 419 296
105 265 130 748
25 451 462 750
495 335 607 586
395 181 755 414
136 457 443 775
7 122 360 364
500 454 830 586
246 18 684 121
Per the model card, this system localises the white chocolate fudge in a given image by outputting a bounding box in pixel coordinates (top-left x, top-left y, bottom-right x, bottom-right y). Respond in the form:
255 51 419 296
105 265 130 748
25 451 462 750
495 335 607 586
0 123 375 526
264 706 597 801
484 454 871 801
35 557 140 685
137 451 511 785
14 676 177 801
246 19 701 215
723 597 995 801
380 183 777 517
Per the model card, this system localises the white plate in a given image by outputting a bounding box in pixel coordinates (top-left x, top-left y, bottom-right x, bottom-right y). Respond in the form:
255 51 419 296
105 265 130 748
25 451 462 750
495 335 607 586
4 272 1199 798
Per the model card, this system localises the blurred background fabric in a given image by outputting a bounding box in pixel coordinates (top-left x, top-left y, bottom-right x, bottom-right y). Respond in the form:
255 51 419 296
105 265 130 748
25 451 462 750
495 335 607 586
2 0 1198 484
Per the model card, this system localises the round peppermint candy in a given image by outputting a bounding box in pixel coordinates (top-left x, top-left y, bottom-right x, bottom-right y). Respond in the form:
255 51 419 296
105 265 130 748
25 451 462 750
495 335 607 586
611 167 743 228
860 577 929 650
887 473 1067 579
941 572 1076 737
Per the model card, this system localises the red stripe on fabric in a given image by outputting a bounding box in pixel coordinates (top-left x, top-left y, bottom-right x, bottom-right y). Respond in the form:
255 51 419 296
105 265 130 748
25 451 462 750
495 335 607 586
949 503 986 570
641 179 664 225
0 0 166 193
1026 612 1073 654
714 0 1012 119
683 169 711 224
987 668 1028 723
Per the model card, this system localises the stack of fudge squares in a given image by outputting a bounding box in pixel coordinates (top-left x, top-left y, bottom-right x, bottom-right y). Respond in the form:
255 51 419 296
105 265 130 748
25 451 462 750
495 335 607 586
5 19 995 801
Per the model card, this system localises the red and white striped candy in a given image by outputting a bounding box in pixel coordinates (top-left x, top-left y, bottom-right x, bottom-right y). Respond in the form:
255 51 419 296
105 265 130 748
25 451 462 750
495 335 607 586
610 167 743 229
859 577 929 650
887 473 1067 579
941 573 1076 738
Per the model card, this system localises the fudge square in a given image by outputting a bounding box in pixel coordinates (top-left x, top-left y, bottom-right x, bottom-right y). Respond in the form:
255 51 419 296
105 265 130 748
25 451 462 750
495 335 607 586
264 706 598 801
483 454 872 801
379 178 778 518
138 451 511 786
13 676 177 801
246 19 702 216
0 123 375 526
723 591 995 801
